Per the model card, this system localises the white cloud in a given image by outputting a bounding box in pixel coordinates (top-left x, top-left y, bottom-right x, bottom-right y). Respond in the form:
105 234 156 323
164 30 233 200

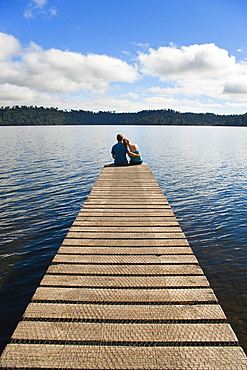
48 6 57 17
0 33 139 98
132 42 150 50
32 0 47 7
138 43 237 78
0 83 52 104
0 33 21 60
223 74 247 97
138 43 247 103
24 0 56 19
23 9 34 19
121 51 132 57
122 92 140 99
1 34 247 114
0 82 245 115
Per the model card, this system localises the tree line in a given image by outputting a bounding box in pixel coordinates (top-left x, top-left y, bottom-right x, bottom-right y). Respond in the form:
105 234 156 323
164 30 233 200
1 105 247 126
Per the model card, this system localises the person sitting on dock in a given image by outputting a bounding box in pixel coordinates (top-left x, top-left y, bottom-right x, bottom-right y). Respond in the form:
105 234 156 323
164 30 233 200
111 134 141 166
123 138 143 165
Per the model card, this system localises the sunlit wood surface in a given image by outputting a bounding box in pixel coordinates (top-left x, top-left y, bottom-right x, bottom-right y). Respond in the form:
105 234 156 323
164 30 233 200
1 163 246 369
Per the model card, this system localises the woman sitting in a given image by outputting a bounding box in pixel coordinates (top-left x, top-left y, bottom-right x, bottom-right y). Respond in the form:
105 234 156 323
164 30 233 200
123 138 143 165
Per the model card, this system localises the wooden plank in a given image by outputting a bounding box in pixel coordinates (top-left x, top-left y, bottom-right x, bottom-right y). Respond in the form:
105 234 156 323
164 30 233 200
73 217 180 224
1 344 247 370
11 321 237 343
40 274 210 288
1 163 246 370
72 220 180 226
57 246 194 255
79 209 174 214
66 232 187 239
61 238 190 246
47 263 203 274
23 302 227 321
32 287 218 303
83 204 172 209
85 199 170 204
69 225 183 232
53 254 196 264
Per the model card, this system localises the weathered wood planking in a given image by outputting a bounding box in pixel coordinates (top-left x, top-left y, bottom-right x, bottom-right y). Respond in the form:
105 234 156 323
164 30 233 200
1 163 246 369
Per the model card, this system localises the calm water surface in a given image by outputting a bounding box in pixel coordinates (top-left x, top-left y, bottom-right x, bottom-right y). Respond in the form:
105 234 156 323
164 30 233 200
0 125 247 354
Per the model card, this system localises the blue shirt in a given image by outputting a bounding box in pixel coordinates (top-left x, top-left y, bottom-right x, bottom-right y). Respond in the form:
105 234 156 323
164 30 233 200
111 142 129 165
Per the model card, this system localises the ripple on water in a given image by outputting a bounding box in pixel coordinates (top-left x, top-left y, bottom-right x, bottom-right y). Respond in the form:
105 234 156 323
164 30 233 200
0 125 247 354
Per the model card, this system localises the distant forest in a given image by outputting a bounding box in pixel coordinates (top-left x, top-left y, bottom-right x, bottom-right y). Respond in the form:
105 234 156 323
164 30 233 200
1 105 247 126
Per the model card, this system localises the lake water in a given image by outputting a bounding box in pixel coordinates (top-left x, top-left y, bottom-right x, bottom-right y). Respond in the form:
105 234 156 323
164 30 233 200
0 125 247 354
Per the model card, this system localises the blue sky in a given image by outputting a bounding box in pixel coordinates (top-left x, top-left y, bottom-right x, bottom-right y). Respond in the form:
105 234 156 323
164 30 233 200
1 0 247 114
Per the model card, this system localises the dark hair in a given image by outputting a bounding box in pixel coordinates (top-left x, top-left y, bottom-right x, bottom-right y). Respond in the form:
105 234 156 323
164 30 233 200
117 133 124 141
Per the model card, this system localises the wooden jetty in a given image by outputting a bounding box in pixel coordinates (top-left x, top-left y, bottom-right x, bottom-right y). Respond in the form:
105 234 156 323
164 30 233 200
1 163 247 369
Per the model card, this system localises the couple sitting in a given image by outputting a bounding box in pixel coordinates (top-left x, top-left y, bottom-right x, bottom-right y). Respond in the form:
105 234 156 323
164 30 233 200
111 133 142 166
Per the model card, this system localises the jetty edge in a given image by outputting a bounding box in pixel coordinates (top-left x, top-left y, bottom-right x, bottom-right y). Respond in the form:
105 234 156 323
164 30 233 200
0 163 246 369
